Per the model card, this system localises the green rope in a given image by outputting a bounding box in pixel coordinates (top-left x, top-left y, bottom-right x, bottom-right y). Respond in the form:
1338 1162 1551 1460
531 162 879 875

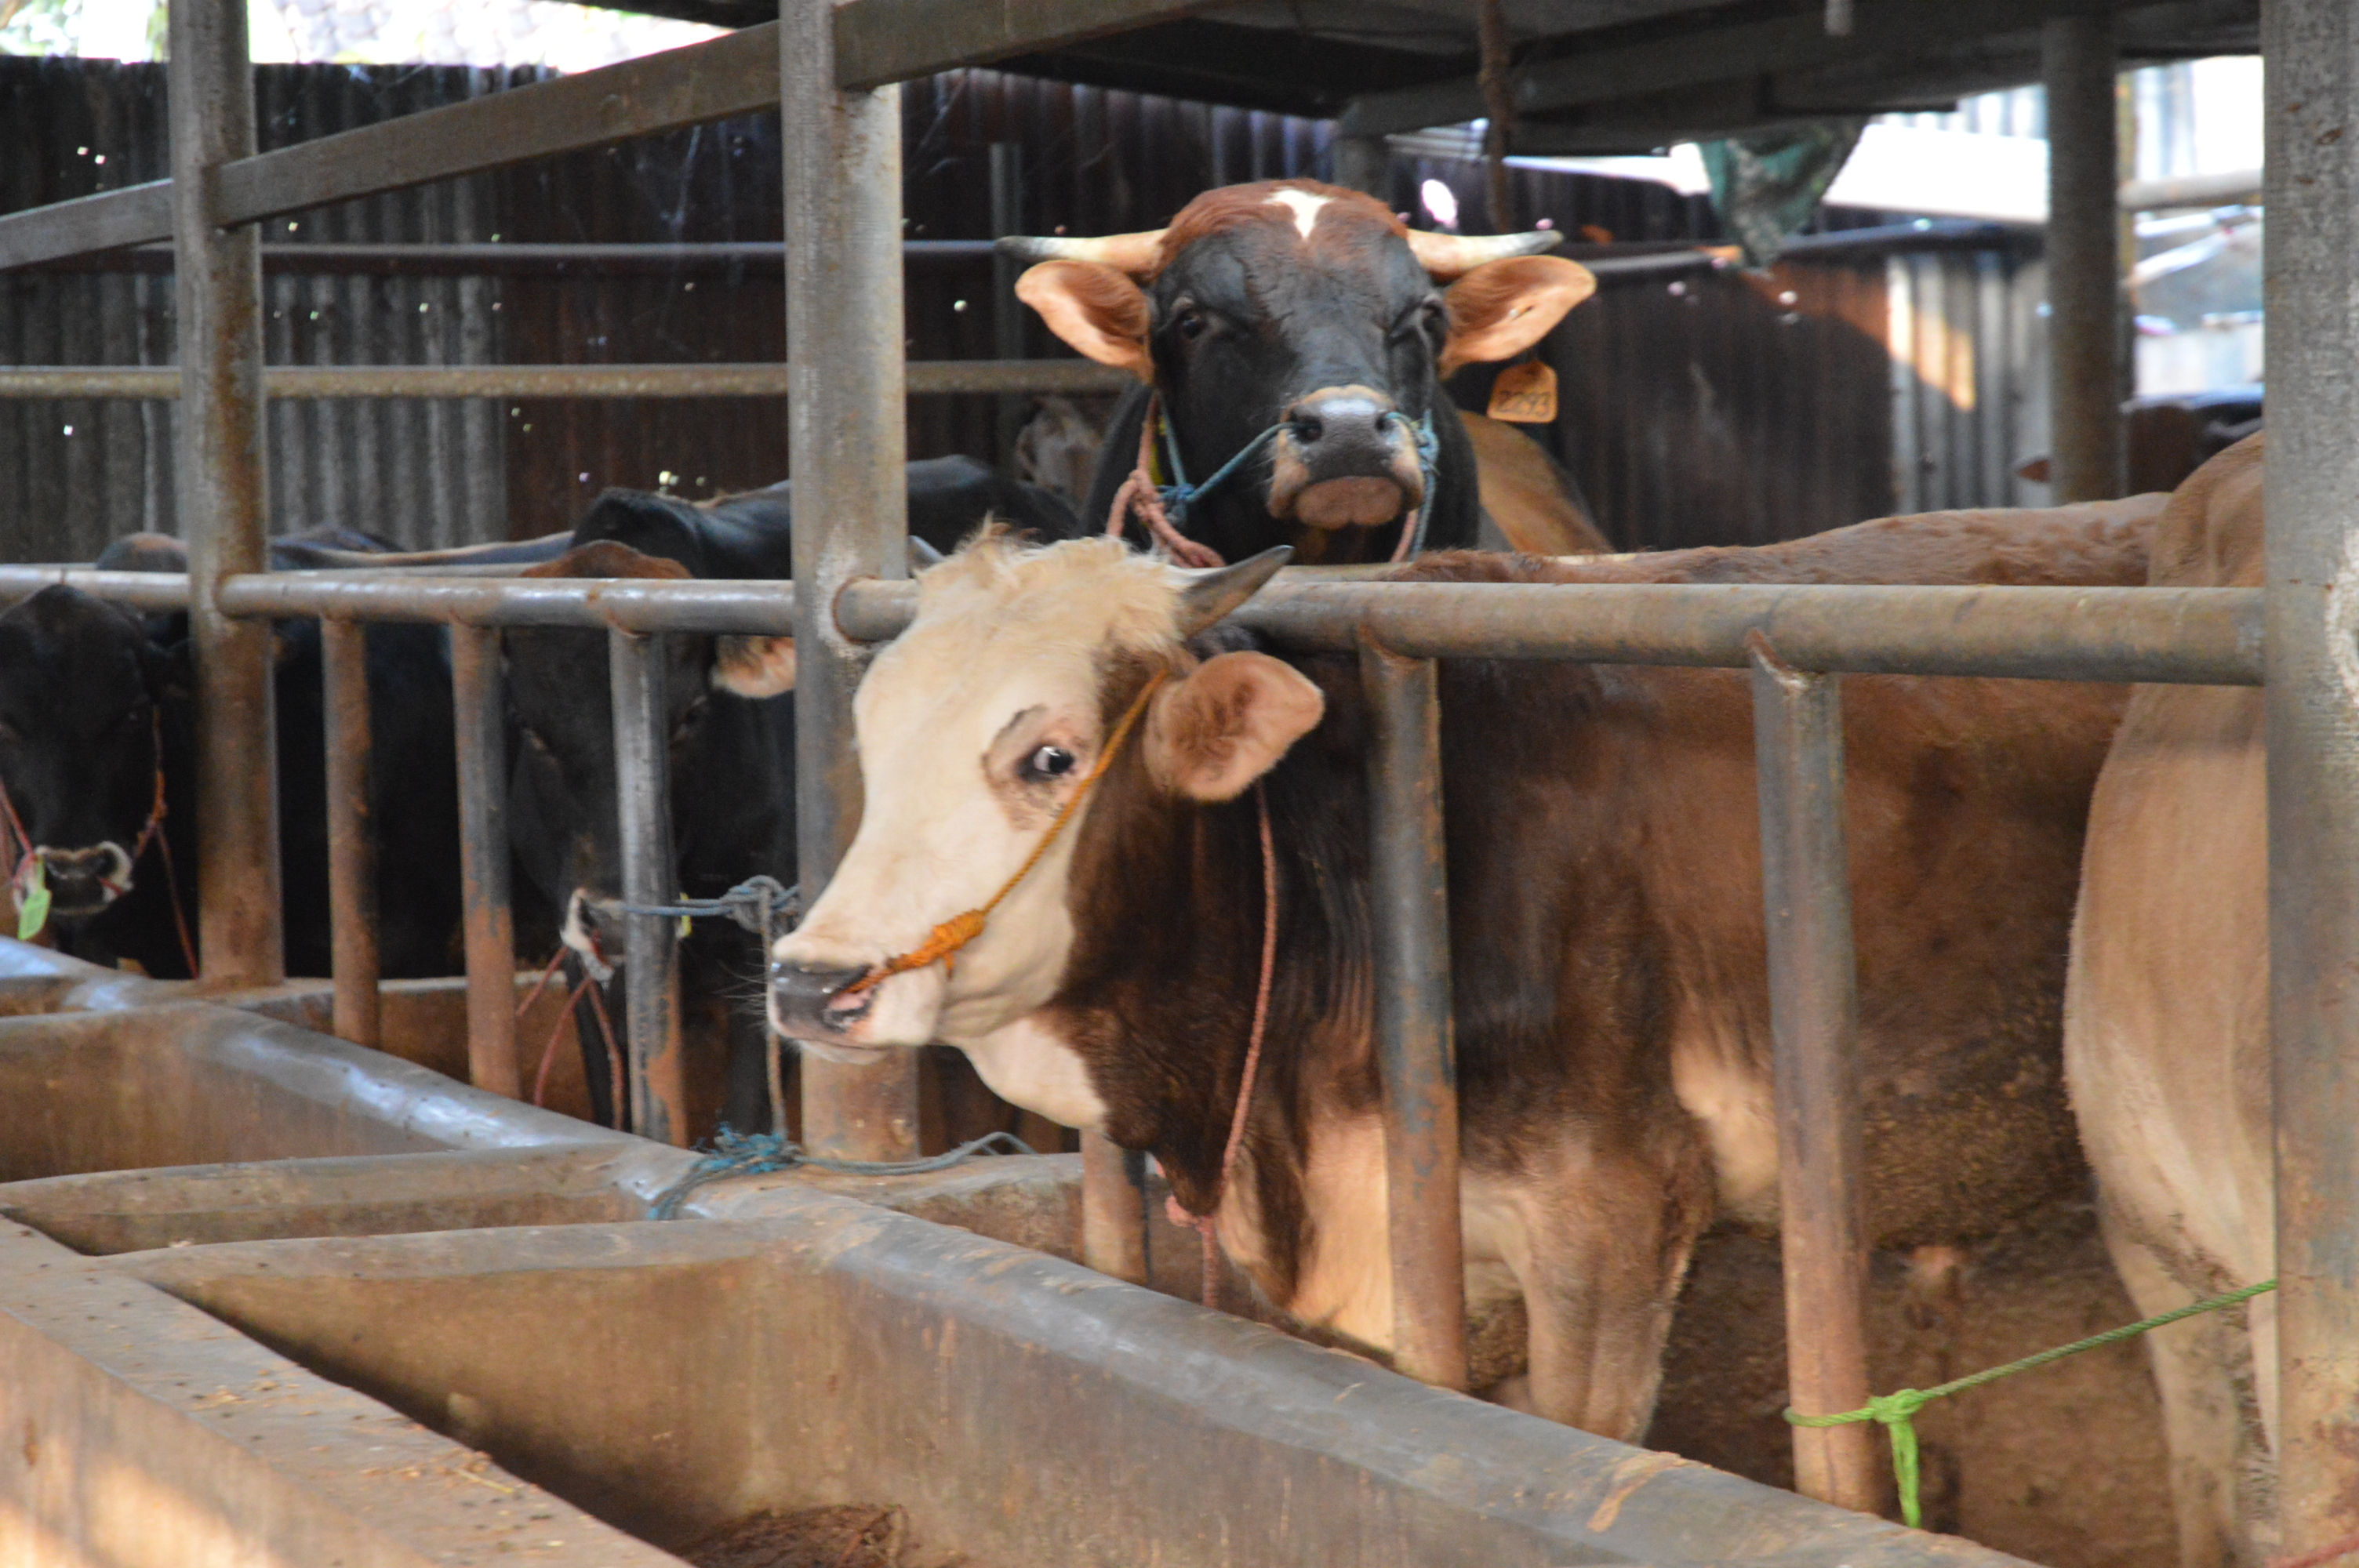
1787 1276 2277 1528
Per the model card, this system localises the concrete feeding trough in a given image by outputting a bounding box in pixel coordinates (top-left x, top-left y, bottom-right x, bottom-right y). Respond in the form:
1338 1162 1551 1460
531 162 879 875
0 938 2144 1566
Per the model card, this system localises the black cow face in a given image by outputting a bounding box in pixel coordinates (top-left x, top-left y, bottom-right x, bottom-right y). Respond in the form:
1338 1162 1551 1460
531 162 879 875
501 543 794 972
1007 180 1594 564
0 587 178 920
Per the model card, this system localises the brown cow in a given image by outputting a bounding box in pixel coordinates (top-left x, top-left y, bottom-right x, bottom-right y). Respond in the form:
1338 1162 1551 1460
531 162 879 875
2063 435 2272 1568
771 496 2157 1438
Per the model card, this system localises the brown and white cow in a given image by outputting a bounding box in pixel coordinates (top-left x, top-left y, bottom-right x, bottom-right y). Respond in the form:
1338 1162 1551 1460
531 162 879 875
2063 435 2273 1568
772 497 2157 1437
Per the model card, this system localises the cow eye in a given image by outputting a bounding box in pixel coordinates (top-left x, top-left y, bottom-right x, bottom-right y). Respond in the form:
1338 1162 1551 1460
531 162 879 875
1172 306 1207 342
1021 744 1077 781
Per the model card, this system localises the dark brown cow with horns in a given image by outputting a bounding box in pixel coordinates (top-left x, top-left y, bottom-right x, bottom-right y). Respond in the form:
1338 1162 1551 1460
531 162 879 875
768 494 2158 1437
1000 180 1601 566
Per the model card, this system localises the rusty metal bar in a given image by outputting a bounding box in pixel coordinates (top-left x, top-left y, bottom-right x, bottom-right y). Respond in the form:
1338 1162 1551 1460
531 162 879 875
2267 0 2359 1548
609 630 689 1147
1358 644 1467 1391
320 619 380 1051
1748 640 1877 1513
1081 1130 1150 1285
449 625 521 1098
173 0 282 989
2042 11 2125 503
206 573 2270 686
0 361 1134 401
784 0 920 1163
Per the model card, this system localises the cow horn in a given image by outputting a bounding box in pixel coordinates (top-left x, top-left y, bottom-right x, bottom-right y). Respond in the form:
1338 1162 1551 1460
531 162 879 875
994 230 1168 277
1174 546 1292 637
907 536 947 571
1403 228 1565 279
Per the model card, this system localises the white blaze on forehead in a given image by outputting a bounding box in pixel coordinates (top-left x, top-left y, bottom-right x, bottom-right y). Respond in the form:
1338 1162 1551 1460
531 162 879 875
1266 188 1333 241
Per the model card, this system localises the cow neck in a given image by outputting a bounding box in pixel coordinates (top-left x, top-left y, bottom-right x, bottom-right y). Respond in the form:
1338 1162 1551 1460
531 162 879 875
1107 392 1441 568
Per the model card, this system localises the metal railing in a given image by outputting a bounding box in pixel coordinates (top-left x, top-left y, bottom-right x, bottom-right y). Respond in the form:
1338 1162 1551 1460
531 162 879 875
3 0 2356 1544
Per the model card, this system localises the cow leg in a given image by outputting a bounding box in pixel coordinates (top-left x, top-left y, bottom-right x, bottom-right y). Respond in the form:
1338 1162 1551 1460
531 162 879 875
1512 1130 1714 1441
2101 1207 2252 1568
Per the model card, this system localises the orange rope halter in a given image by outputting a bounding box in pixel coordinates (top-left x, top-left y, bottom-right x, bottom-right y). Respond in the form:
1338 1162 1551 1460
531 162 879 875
839 669 1171 998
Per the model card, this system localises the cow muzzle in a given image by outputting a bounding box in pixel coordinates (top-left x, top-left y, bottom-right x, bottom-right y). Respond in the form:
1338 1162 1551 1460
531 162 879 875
37 843 133 917
769 960 900 1063
1267 386 1427 529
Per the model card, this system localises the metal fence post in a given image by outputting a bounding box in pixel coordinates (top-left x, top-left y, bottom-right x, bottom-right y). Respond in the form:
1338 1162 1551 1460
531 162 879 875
321 619 380 1049
610 629 689 1146
170 0 281 985
2266 0 2359 1550
990 142 1029 469
1358 643 1468 1391
449 624 521 1098
1748 638 1877 1514
2041 11 2125 503
783 0 918 1161
1081 1130 1150 1284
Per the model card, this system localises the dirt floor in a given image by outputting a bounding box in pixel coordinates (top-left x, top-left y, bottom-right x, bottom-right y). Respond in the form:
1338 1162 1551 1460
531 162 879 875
1649 1196 2176 1568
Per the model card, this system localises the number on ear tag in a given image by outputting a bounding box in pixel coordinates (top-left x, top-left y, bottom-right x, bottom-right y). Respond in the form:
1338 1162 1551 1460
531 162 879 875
1487 361 1558 423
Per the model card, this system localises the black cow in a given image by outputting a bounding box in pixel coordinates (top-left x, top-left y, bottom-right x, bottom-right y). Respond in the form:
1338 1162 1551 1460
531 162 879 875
999 180 1594 566
0 532 461 980
502 459 1079 1134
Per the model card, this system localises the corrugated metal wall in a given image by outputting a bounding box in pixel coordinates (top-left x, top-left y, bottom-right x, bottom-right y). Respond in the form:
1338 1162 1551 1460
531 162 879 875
0 55 2044 561
0 57 518 559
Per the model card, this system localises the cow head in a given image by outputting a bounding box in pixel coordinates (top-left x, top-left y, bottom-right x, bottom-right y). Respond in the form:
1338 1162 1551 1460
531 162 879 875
1002 180 1594 563
0 586 180 920
503 542 795 971
769 533 1315 1083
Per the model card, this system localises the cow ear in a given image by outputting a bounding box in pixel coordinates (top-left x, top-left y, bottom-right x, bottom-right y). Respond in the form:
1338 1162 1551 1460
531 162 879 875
1144 652 1324 802
1438 256 1595 376
1015 260 1154 381
713 634 795 697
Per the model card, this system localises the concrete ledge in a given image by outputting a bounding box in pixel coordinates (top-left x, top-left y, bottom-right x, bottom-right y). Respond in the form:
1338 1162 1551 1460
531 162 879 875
113 1196 2035 1568
0 1222 671 1567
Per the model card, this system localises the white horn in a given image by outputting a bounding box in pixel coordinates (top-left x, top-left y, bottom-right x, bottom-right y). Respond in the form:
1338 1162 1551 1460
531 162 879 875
994 230 1169 277
1403 228 1564 279
1175 546 1292 637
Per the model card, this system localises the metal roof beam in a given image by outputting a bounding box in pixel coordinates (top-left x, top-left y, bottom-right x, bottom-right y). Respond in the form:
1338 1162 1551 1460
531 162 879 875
1340 0 2088 136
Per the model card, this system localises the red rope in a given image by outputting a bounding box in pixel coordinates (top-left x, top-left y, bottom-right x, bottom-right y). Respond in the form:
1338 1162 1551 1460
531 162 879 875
2277 1534 2359 1568
1169 781 1279 1309
1105 394 1227 569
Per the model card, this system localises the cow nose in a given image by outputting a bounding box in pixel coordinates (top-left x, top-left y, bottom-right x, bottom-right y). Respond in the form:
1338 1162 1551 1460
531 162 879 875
770 961 876 1035
1285 387 1398 472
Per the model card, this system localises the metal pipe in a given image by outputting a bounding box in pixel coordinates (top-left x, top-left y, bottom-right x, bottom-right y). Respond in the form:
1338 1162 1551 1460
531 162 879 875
0 361 1134 401
207 572 2268 685
1081 1130 1150 1285
990 142 1029 469
784 0 921 1162
2120 168 2262 212
320 619 380 1050
2266 0 2359 1549
172 0 282 988
15 239 1015 277
1358 644 1468 1392
609 630 689 1147
1748 639 1876 1513
841 579 2264 685
0 568 191 608
2042 12 2125 502
449 624 522 1098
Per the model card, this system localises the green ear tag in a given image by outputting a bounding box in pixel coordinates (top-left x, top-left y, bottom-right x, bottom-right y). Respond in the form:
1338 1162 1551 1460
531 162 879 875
16 862 51 941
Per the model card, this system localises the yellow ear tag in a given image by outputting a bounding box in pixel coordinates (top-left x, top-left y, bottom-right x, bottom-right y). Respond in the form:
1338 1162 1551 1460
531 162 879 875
1486 360 1558 423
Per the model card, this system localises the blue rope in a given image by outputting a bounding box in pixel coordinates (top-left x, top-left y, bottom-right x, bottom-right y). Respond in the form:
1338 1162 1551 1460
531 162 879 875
1153 406 1443 552
651 1127 1038 1218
